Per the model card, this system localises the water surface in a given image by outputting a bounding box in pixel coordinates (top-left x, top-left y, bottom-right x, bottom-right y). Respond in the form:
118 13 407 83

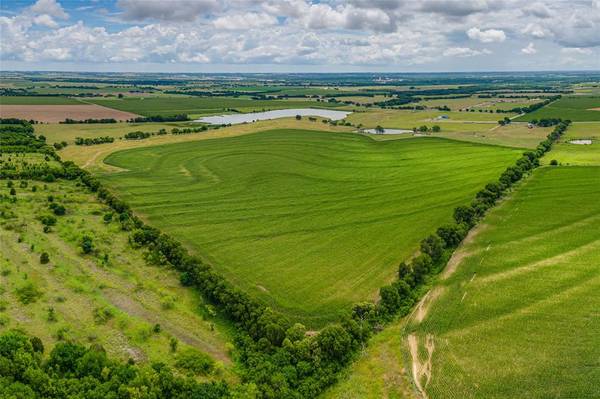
195 108 351 125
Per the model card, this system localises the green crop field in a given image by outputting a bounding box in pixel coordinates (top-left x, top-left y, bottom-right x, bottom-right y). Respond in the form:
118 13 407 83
409 166 600 398
88 96 343 117
0 96 82 105
0 178 235 380
542 122 600 166
515 96 600 122
98 129 521 325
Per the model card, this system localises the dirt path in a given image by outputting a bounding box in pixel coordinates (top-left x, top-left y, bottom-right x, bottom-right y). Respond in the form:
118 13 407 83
408 334 435 399
415 287 443 323
441 224 487 279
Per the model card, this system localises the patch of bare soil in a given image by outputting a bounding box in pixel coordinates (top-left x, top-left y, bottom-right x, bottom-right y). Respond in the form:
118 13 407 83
415 287 443 323
408 334 435 399
0 104 139 123
441 224 488 279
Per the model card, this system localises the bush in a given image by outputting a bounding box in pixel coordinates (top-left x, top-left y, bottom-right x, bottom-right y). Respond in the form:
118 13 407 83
175 348 215 375
550 159 558 166
15 282 42 304
40 252 50 264
80 235 94 254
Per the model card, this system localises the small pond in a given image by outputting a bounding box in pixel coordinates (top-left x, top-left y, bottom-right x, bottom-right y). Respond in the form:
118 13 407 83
195 108 351 125
363 128 413 135
569 139 593 145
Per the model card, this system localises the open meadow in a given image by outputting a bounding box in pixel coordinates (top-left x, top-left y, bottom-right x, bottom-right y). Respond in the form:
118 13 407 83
408 166 600 398
97 129 521 325
0 178 235 381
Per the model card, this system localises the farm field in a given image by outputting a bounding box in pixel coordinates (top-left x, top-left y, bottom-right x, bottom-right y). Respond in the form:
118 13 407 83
0 178 235 381
0 104 140 123
97 130 521 325
435 123 553 149
0 96 82 105
35 121 202 144
408 166 600 398
515 96 600 122
347 109 504 129
542 122 600 166
88 96 345 117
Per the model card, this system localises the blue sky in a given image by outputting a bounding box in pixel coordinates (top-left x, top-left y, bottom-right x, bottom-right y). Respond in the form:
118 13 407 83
1 0 599 72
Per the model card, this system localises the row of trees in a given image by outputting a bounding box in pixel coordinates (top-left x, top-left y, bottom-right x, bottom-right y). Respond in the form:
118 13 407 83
61 118 117 124
75 136 115 145
129 114 189 123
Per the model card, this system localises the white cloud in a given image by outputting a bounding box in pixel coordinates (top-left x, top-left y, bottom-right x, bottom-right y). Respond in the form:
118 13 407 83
213 13 278 30
29 0 68 20
521 23 549 39
33 14 58 28
561 47 592 56
443 47 491 57
467 27 506 43
521 42 536 54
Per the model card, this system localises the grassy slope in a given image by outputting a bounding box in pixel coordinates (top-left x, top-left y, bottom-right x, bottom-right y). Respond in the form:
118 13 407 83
35 121 202 144
542 122 600 166
410 166 600 398
99 130 521 326
0 179 235 381
322 319 417 399
88 97 344 117
515 96 600 122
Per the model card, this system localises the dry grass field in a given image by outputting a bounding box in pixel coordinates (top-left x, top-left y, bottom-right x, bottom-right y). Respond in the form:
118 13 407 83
0 104 140 122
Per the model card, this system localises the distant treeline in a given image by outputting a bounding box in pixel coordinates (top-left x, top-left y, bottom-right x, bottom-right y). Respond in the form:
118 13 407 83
128 114 189 123
61 118 118 124
75 136 115 145
495 95 561 114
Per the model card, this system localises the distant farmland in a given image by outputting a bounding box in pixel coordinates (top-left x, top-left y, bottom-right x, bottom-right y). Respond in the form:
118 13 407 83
88 96 344 117
410 166 600 398
515 96 600 122
0 104 139 123
99 130 521 325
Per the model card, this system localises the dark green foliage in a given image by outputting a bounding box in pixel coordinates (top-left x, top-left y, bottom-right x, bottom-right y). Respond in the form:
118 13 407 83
80 235 94 254
74 136 115 145
420 234 444 261
175 349 215 376
39 252 50 264
15 282 42 305
0 330 229 398
49 202 66 215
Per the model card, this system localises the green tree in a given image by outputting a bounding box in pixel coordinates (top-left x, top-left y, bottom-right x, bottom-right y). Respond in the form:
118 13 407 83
80 235 94 254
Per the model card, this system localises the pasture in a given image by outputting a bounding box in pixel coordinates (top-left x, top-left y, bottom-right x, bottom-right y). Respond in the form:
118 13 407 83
542 122 600 166
98 130 521 325
515 95 600 122
409 166 600 398
36 121 201 144
88 96 344 117
346 109 503 130
0 179 235 380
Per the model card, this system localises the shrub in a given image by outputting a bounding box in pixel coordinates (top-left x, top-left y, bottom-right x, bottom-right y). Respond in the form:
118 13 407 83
40 252 50 264
15 282 42 304
175 348 215 375
550 159 558 166
80 235 94 254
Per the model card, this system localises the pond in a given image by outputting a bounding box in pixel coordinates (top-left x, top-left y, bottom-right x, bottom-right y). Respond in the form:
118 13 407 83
195 108 351 125
569 139 593 145
363 128 413 135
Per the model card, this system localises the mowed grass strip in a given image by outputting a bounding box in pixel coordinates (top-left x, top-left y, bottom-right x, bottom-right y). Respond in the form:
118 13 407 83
100 129 521 325
88 96 343 117
515 95 600 122
411 166 600 399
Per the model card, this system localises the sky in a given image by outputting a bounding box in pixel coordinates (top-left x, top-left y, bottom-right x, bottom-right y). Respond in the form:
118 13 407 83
0 0 599 73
